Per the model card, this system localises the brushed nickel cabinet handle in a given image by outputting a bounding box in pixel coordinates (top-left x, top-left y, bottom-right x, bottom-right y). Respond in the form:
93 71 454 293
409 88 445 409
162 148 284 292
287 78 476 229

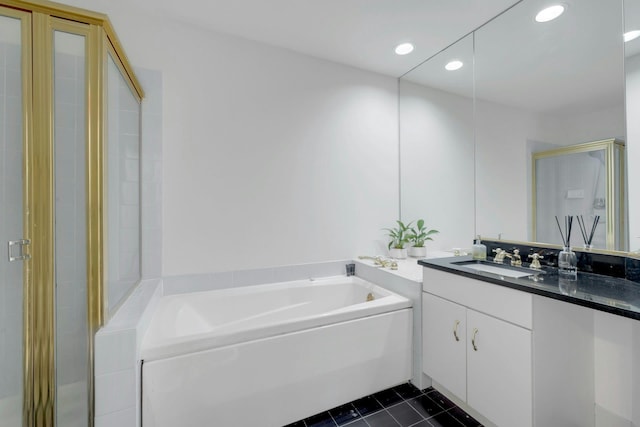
471 328 479 351
453 320 460 342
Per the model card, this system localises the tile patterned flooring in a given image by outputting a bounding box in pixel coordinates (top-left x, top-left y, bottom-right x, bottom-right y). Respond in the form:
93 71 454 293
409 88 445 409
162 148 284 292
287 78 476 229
284 383 483 427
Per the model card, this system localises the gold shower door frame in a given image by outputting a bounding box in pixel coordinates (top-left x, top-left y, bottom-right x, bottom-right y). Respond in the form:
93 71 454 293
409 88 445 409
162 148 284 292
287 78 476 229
0 1 143 425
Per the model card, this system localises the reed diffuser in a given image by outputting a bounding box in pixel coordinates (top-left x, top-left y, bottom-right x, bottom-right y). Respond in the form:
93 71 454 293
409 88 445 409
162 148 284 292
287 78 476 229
577 215 600 250
555 215 577 280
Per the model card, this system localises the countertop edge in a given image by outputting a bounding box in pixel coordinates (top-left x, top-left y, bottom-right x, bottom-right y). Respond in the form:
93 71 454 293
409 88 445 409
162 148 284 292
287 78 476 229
419 259 640 321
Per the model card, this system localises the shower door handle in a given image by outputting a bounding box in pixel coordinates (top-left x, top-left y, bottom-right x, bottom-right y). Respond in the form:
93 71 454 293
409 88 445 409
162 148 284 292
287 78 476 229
8 239 31 262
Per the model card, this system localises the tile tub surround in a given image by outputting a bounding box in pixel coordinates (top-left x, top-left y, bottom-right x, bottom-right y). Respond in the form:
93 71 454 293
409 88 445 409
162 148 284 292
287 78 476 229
94 278 162 427
354 258 423 389
161 259 354 295
284 383 483 427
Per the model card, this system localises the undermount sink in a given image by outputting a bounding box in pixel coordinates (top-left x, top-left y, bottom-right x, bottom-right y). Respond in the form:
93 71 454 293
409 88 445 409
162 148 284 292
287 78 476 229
453 260 545 279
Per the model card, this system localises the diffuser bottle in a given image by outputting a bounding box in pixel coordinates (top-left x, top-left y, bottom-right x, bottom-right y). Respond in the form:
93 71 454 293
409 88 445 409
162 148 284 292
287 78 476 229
558 246 577 280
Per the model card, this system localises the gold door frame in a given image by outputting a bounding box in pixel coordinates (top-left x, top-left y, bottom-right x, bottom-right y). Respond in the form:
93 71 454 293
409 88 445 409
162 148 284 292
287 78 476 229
0 4 34 425
531 138 626 250
1 1 143 425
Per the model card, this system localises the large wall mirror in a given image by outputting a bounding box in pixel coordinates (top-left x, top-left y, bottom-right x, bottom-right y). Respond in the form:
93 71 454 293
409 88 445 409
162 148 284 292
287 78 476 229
627 0 640 251
399 35 475 251
400 0 640 253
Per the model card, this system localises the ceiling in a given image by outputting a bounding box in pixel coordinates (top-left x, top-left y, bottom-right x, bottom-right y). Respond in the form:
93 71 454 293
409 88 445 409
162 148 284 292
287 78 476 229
145 0 521 77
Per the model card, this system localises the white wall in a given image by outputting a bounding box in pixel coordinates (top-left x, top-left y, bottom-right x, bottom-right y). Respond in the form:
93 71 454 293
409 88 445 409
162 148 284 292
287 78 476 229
399 81 475 251
60 1 399 276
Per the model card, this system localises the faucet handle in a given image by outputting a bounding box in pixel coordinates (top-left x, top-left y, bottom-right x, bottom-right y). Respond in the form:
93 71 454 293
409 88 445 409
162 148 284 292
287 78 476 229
492 248 506 263
505 249 522 266
528 253 543 269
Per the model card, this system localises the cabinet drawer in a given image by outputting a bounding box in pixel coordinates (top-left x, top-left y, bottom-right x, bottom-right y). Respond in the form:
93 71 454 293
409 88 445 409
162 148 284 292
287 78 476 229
423 267 532 329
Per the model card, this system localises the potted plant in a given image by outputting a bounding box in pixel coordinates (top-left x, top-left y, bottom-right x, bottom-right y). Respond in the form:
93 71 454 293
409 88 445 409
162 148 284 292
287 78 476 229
407 219 439 258
384 220 412 259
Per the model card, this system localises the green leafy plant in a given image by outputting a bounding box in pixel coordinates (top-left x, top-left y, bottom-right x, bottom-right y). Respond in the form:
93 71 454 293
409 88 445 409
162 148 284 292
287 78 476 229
408 219 439 248
384 220 412 250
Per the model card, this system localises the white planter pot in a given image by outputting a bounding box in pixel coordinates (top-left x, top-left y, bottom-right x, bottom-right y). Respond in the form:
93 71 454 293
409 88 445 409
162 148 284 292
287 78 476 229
389 248 408 259
408 246 427 258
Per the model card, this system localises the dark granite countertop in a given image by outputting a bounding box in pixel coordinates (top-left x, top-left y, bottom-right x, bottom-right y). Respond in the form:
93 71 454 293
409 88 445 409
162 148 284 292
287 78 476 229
418 256 640 321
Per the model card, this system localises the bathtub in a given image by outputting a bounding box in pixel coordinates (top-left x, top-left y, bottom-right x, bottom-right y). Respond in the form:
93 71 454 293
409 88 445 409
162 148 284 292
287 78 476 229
141 276 413 427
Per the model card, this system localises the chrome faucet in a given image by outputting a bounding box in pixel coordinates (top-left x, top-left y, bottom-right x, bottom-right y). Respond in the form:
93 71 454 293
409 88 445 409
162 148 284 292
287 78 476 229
506 249 522 266
492 248 507 264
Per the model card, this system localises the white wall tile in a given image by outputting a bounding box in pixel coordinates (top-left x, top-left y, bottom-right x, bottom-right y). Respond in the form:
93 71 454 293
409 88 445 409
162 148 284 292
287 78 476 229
106 56 142 316
232 268 276 287
138 68 162 282
123 158 139 182
0 329 7 399
95 329 136 376
54 52 76 79
0 69 5 96
5 70 20 96
95 369 136 416
135 282 163 353
142 231 162 280
95 406 136 427
273 264 312 282
162 271 234 295
311 260 352 279
54 77 77 104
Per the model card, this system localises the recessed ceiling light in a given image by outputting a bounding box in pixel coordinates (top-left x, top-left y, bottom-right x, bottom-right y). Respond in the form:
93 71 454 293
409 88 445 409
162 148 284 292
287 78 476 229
535 5 565 23
445 60 463 71
624 30 640 42
395 43 414 55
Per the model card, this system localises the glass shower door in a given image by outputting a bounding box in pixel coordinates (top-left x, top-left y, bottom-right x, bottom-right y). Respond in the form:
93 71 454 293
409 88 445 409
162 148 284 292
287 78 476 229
0 9 28 427
53 26 89 427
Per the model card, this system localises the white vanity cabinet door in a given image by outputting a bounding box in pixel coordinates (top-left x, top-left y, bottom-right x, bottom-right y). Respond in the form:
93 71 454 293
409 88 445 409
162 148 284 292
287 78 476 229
466 309 532 427
422 293 467 401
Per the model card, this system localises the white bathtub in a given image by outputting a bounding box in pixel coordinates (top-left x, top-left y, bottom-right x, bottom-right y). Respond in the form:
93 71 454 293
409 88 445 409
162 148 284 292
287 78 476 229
141 276 413 427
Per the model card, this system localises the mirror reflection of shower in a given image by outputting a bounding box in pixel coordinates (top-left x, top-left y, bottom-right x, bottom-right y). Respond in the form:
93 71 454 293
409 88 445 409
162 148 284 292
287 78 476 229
589 150 606 210
533 139 625 250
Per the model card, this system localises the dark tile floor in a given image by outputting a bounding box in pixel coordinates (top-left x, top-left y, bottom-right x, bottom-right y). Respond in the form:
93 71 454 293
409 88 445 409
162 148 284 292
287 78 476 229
283 382 483 427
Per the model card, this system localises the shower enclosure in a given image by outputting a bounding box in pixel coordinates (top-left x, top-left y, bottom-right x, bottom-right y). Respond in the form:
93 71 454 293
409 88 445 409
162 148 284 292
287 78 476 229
0 1 143 426
532 139 626 250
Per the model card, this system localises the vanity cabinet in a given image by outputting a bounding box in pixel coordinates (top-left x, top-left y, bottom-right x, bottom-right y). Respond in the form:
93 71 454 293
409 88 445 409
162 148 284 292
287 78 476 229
422 266 598 427
465 308 531 427
423 293 532 427
422 293 467 400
